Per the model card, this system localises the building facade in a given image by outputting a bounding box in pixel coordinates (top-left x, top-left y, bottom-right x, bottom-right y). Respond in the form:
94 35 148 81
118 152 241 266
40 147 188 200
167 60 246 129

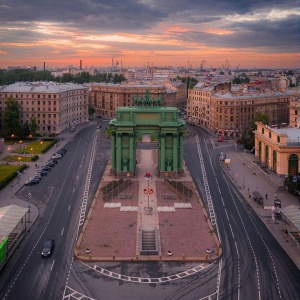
188 82 293 138
289 98 300 128
90 83 177 117
0 82 89 134
254 122 300 175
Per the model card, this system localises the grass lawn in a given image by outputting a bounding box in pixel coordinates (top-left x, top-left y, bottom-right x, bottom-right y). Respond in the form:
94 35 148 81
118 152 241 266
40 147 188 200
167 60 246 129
12 140 53 154
0 165 20 181
2 155 33 162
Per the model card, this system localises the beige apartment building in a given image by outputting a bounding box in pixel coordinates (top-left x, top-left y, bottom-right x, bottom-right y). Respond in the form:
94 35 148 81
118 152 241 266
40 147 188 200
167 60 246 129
0 82 89 134
289 98 300 128
188 82 295 138
90 83 177 117
254 122 300 175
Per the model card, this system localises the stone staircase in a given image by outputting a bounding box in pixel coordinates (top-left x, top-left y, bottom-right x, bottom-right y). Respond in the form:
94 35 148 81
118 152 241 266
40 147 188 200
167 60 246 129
140 228 158 255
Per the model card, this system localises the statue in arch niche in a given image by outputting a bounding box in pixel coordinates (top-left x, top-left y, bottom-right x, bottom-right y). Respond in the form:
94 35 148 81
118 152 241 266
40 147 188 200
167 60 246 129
165 156 172 170
122 156 129 171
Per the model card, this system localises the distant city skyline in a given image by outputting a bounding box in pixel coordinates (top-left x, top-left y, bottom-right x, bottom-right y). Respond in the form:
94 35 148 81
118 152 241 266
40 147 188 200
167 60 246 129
0 0 299 69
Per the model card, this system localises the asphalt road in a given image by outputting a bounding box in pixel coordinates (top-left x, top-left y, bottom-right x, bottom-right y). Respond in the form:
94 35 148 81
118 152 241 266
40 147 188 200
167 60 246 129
0 123 110 300
0 123 299 300
184 126 300 300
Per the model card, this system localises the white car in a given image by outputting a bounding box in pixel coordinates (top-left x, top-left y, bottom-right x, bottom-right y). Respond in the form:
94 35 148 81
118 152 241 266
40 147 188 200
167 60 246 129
52 153 62 159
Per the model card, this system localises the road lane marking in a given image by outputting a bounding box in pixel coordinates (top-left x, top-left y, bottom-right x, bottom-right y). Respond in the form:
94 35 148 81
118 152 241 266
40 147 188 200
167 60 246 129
68 206 70 211
51 260 55 271
61 228 64 235
84 262 215 283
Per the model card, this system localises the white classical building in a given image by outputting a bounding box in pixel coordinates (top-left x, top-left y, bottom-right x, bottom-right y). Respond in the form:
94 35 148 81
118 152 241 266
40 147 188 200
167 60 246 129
0 82 89 134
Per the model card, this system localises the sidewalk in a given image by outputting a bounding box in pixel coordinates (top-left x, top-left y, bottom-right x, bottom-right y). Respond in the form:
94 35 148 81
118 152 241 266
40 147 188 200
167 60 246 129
0 121 97 253
222 150 300 269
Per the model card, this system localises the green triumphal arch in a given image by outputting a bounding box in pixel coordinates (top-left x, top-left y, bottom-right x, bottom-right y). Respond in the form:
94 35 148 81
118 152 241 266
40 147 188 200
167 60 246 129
109 91 185 177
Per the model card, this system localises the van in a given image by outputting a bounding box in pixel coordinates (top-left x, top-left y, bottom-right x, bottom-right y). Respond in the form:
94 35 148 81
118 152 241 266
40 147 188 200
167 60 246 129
253 191 263 205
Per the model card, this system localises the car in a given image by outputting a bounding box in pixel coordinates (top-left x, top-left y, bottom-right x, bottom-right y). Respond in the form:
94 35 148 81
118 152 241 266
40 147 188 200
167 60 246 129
38 169 48 176
25 178 39 186
30 174 42 181
45 161 55 167
41 165 51 171
52 154 62 159
49 158 58 164
41 239 55 257
96 125 102 129
57 149 67 155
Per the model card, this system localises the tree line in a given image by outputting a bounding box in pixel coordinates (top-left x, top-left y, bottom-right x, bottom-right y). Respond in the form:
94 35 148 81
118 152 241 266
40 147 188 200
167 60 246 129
2 98 39 138
0 69 126 85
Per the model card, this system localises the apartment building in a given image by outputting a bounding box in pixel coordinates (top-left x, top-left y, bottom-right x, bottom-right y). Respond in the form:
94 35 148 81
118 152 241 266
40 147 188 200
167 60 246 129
90 83 177 117
163 81 187 108
0 82 89 134
254 122 300 175
188 81 295 137
289 98 300 128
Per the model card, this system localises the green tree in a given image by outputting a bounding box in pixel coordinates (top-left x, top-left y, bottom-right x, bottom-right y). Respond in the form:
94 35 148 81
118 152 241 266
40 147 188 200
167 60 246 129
3 98 21 136
29 117 39 137
233 77 241 84
244 112 270 147
21 121 30 138
61 73 74 82
112 73 126 84
88 105 95 115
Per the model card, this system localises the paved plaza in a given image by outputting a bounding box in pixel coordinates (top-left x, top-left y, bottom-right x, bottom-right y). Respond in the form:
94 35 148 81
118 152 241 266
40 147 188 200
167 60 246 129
75 135 220 261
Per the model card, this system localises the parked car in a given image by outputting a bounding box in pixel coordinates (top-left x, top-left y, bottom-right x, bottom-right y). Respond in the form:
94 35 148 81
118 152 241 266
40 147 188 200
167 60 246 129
30 174 42 181
41 165 51 171
96 125 102 129
48 159 58 164
60 148 67 153
37 169 48 176
41 239 55 257
57 150 66 156
52 153 62 159
45 161 55 167
25 178 39 186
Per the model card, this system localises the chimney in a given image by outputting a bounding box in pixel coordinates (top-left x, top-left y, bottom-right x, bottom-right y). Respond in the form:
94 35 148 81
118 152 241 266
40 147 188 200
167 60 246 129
80 60 82 70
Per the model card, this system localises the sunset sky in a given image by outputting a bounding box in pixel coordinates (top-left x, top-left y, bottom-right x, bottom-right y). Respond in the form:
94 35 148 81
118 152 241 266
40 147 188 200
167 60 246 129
0 0 299 69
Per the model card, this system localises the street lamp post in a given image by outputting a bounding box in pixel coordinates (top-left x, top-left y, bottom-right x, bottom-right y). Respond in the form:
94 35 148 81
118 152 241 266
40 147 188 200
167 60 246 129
40 141 43 161
18 156 21 167
30 148 33 158
144 172 153 214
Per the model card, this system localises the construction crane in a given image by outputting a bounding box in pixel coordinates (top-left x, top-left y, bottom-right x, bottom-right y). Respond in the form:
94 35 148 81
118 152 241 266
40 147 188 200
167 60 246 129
200 60 206 70
222 59 230 69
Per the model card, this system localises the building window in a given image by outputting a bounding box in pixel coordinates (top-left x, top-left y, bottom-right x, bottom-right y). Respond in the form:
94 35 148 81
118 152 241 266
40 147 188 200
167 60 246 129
262 128 264 134
277 136 280 143
269 132 271 138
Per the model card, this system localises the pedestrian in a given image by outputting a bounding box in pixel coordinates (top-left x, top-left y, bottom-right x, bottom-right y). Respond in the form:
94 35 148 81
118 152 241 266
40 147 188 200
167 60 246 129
285 229 288 237
274 193 277 200
265 193 268 200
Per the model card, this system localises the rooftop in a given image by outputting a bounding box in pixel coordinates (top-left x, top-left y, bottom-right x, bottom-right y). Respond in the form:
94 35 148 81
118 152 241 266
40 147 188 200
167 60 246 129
0 82 88 93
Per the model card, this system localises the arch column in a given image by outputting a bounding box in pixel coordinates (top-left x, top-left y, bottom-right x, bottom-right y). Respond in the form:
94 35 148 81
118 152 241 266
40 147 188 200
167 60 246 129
179 133 183 170
160 133 166 172
116 133 122 171
129 133 134 171
172 133 178 171
111 132 116 170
